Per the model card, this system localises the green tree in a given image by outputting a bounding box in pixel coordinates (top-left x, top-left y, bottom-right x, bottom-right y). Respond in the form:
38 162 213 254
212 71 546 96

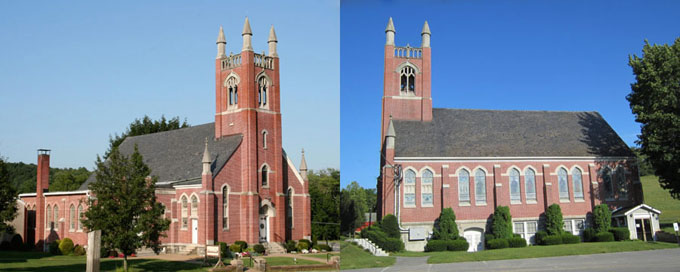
592 204 612 233
432 208 459 240
105 115 189 159
340 190 362 235
308 169 340 242
0 158 18 233
83 146 170 271
630 147 654 176
545 204 564 235
380 214 400 239
50 168 91 192
627 38 680 199
491 206 513 239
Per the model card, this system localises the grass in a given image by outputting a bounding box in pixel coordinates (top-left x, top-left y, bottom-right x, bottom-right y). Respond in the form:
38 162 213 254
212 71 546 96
241 256 323 266
391 241 677 264
0 251 205 271
339 241 395 270
305 252 339 261
640 175 680 225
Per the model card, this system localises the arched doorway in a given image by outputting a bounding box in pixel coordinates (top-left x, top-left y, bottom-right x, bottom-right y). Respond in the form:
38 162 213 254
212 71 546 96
463 228 484 252
259 200 275 243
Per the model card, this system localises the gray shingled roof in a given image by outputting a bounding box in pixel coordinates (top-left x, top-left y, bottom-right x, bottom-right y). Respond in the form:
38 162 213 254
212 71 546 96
80 123 242 190
393 108 633 158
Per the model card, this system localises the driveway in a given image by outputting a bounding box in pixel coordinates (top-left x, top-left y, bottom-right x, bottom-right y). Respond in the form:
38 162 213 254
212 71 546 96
345 248 680 272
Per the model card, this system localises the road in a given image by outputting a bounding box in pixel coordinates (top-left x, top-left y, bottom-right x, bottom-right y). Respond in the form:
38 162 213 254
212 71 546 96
346 248 680 272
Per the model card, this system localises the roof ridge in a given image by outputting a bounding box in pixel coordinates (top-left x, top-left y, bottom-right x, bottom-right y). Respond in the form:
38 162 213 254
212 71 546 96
123 122 214 141
432 107 599 114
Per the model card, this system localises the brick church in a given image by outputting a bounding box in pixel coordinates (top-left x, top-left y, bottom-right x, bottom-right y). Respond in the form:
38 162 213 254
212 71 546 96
17 18 312 253
377 18 659 252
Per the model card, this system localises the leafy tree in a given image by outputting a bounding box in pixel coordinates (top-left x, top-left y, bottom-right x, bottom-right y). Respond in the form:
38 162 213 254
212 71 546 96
627 38 680 199
339 181 378 235
545 204 564 235
630 147 654 176
105 115 188 159
50 168 90 192
0 158 18 233
432 208 459 240
491 206 513 239
592 204 612 233
380 214 400 239
83 146 170 271
340 190 361 235
308 169 340 242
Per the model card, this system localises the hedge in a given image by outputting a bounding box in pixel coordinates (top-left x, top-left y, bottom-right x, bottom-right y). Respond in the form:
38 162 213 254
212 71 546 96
381 214 401 239
218 242 231 258
299 239 312 249
49 240 61 255
297 241 310 252
487 238 509 249
59 238 74 255
234 241 248 252
508 237 527 248
535 231 548 245
560 233 581 244
545 204 564 235
365 229 404 252
0 241 10 250
284 240 297 252
594 231 614 242
73 245 86 256
592 204 611 233
254 244 266 254
447 239 469 251
316 244 332 251
609 227 630 241
542 235 563 245
425 240 447 252
229 243 242 253
583 228 596 242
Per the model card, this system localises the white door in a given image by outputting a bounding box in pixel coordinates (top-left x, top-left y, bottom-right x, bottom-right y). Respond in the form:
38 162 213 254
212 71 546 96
259 215 268 243
464 229 484 252
191 218 198 244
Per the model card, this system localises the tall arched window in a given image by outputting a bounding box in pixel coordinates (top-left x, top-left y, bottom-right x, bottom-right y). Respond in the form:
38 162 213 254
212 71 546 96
191 195 198 217
399 66 415 94
404 169 416 207
53 205 59 230
458 169 470 203
510 169 521 202
69 204 75 231
421 169 433 206
226 76 238 107
46 204 51 229
572 168 584 200
258 76 268 108
287 188 294 229
262 131 268 149
475 169 486 204
525 168 536 201
77 204 83 230
181 196 188 229
601 166 613 199
222 186 229 230
558 168 569 200
616 165 627 199
261 165 269 187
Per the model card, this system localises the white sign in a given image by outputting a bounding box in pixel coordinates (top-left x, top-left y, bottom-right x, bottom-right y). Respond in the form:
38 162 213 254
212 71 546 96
674 222 679 232
206 245 220 257
409 227 427 241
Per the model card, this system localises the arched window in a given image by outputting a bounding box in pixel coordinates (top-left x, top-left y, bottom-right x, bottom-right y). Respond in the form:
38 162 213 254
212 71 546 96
222 186 229 230
404 169 416 207
421 169 433 206
399 66 416 94
601 166 613 199
53 205 59 230
287 188 294 229
181 196 188 229
558 168 569 200
261 165 269 187
191 195 198 217
572 168 584 200
69 204 75 231
226 76 238 107
616 165 627 199
77 204 83 230
525 168 537 201
46 204 51 229
458 169 470 203
474 169 486 204
258 76 268 108
262 131 268 149
510 169 521 202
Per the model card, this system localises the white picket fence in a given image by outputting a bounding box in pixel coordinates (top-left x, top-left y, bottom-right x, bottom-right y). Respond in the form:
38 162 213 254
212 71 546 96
347 238 389 256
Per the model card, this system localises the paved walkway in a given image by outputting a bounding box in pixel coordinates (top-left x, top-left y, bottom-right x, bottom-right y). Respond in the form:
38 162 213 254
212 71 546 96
347 248 680 272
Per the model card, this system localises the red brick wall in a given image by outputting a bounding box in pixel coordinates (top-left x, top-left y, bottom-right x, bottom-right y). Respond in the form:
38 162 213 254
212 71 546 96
21 194 89 247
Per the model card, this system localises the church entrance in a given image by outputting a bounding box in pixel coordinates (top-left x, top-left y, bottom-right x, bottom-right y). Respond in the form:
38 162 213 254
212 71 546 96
191 218 198 244
464 228 484 252
259 205 269 243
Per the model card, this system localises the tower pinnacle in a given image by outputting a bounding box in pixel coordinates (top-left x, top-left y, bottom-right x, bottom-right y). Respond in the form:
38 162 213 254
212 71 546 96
421 21 431 48
385 17 395 46
242 17 253 51
268 25 278 57
216 26 226 59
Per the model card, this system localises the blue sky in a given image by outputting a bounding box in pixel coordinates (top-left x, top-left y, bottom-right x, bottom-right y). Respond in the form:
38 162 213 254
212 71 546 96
340 0 680 188
0 0 339 171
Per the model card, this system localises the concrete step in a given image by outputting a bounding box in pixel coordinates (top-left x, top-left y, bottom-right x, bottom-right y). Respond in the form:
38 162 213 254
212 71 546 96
264 242 287 254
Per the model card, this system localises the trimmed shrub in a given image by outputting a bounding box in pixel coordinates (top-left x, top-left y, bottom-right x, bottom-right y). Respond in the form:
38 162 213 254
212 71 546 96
447 239 469 251
234 241 248 252
297 241 310 252
73 245 86 256
380 214 401 239
365 229 403 252
10 234 23 250
594 232 614 242
284 240 297 252
545 204 564 235
299 239 312 248
218 242 231 258
560 233 581 244
583 228 596 242
535 231 548 245
59 238 74 255
484 233 495 248
254 244 266 254
593 204 612 233
609 227 630 241
486 238 509 249
229 243 242 253
49 240 61 255
317 244 332 251
491 206 513 239
508 237 527 248
425 240 447 252
0 241 10 251
433 208 459 240
542 235 562 245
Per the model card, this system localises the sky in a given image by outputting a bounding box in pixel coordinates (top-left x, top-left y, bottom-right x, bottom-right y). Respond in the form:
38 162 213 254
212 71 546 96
340 0 680 188
0 0 339 171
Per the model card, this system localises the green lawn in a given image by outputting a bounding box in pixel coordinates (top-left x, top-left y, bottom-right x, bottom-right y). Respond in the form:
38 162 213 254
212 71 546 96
305 252 339 261
339 241 395 270
392 241 677 264
241 256 323 266
641 175 680 225
0 251 205 271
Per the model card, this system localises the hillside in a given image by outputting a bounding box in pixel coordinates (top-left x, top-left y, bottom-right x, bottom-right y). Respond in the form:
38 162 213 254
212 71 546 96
640 175 680 224
5 161 90 194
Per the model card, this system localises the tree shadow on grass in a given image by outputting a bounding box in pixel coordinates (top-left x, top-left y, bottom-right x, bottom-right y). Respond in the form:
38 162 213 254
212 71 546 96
0 251 53 264
0 257 206 272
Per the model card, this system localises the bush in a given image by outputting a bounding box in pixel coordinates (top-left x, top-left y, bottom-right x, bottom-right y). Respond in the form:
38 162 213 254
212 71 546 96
593 204 612 233
73 245 86 256
380 214 401 239
0 241 10 251
218 242 231 258
254 244 266 254
542 235 563 245
229 243 242 253
59 238 74 255
284 240 297 252
535 231 548 245
317 244 332 251
365 229 403 252
425 240 447 252
594 231 614 242
433 208 459 240
299 239 312 248
561 233 581 244
10 234 23 250
609 227 630 241
583 228 596 242
508 236 527 248
297 241 310 252
487 238 509 249
484 233 495 248
491 206 513 239
234 241 248 252
49 240 61 255
545 204 564 235
447 239 469 251
311 236 317 247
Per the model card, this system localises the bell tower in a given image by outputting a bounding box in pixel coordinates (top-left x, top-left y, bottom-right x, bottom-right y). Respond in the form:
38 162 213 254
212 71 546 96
381 18 433 141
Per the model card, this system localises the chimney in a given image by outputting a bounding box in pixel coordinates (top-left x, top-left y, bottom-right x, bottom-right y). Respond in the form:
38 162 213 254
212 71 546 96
36 149 50 195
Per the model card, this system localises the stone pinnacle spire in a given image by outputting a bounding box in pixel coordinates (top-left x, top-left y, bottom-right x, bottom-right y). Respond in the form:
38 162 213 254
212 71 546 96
386 115 396 149
242 17 253 51
268 25 278 57
202 138 211 164
242 17 252 35
421 21 430 35
385 17 395 33
299 148 308 180
385 17 396 46
216 26 226 59
421 20 431 48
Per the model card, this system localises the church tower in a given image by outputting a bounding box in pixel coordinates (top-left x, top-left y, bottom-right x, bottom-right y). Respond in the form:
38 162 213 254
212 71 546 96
381 18 433 141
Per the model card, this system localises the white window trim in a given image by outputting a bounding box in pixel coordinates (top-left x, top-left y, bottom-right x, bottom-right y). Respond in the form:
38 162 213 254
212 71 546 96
403 169 417 208
420 169 434 207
